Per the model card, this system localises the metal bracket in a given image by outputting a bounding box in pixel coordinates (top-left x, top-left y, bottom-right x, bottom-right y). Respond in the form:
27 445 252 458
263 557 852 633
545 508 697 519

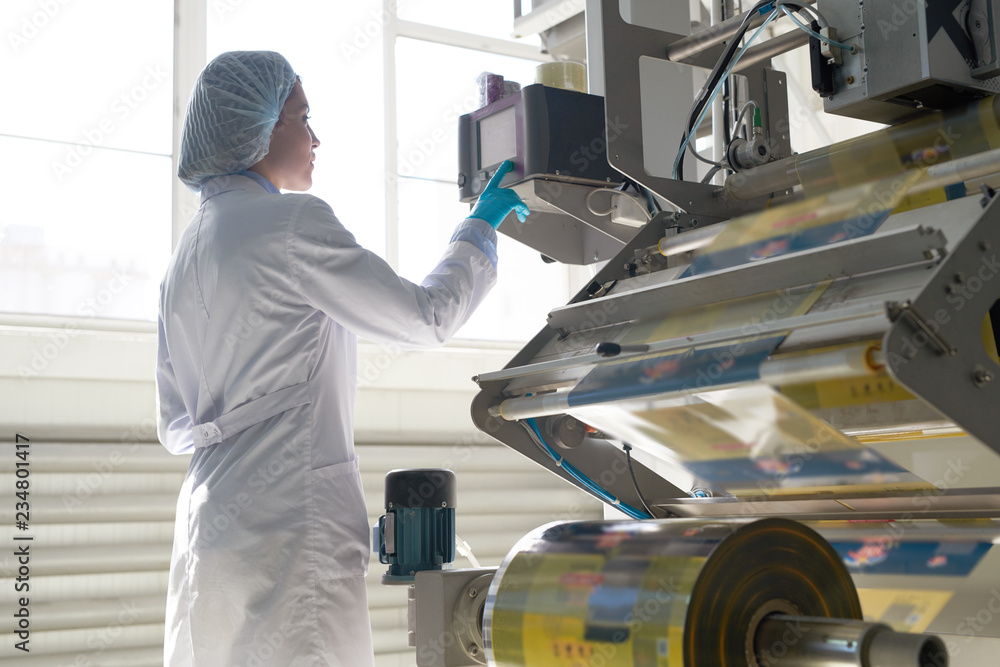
597 0 775 217
884 198 1000 453
969 0 1000 79
886 300 956 356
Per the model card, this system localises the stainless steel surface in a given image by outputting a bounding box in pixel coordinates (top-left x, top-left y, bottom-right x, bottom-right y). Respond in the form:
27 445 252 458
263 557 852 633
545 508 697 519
547 225 947 333
470 2 1000 526
491 342 880 421
666 0 816 63
652 490 1000 520
410 568 496 667
726 143 1000 203
658 225 724 256
479 300 887 388
597 0 773 216
731 28 810 74
513 179 640 244
665 4 769 63
495 208 626 265
724 151 803 201
755 615 947 667
884 196 1000 455
820 0 1000 123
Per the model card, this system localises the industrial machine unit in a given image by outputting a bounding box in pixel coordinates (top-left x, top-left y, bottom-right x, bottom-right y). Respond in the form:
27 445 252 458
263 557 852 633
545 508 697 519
390 2 1000 665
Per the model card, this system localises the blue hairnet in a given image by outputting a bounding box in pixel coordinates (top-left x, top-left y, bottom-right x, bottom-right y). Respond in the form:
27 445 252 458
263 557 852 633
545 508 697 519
178 51 298 191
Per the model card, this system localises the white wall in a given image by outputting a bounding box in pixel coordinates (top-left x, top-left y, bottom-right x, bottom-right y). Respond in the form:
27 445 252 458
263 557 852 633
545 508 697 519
0 320 517 445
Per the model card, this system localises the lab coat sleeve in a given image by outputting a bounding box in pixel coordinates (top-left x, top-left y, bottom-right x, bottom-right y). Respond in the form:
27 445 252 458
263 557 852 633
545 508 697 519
286 196 498 349
155 313 195 455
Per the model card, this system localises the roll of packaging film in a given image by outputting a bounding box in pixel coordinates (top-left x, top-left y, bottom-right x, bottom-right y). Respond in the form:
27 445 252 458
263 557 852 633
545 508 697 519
725 95 1000 202
535 61 587 93
484 518 863 666
477 72 523 107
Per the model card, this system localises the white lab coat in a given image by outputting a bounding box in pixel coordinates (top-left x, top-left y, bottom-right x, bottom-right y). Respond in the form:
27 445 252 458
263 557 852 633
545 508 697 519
155 174 497 666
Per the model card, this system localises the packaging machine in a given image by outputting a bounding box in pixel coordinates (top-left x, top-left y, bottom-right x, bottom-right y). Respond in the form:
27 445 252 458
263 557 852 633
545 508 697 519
383 2 1000 665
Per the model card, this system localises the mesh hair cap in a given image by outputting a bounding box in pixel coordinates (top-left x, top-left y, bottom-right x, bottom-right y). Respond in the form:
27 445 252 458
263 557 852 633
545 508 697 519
178 51 297 191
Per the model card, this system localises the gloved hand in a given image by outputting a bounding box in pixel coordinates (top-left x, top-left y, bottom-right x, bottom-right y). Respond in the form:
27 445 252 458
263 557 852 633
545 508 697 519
469 160 530 229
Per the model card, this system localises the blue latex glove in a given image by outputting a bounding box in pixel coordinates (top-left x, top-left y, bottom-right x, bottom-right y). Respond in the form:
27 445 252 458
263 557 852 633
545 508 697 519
469 160 530 229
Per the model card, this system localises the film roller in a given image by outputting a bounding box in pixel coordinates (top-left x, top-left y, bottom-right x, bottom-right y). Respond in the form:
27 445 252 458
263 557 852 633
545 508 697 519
483 518 947 666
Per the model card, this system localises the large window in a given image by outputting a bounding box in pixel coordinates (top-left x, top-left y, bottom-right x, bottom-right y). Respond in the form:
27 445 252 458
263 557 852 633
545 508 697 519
393 36 571 341
4 0 574 343
1 0 174 321
207 0 389 255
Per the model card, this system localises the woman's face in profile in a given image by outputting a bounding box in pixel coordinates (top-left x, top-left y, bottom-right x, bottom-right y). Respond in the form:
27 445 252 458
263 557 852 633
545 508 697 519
252 81 320 191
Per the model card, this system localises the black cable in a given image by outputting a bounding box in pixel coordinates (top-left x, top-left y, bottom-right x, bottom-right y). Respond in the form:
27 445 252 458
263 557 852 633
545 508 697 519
622 443 659 518
677 0 817 180
677 0 772 179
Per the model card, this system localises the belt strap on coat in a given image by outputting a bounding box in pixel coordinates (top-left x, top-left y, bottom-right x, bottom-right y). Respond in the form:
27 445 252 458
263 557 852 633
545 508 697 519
192 381 312 448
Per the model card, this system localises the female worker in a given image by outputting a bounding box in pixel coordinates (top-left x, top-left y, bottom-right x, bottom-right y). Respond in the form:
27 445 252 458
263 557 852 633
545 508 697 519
155 51 528 666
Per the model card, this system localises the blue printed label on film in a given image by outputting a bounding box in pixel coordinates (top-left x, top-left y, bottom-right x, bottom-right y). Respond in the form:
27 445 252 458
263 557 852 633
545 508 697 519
567 336 784 408
830 540 992 576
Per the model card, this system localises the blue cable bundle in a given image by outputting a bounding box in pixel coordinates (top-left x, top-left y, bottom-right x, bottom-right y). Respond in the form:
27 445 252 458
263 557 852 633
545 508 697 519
525 417 651 520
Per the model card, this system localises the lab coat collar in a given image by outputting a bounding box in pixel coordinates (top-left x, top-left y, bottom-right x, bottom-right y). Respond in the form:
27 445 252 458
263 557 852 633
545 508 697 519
200 173 273 205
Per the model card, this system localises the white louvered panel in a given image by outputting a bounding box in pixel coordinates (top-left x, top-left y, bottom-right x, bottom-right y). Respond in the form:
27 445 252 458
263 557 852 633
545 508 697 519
372 628 416 656
377 652 427 667
19 522 175 547
0 440 601 664
0 623 165 658
0 543 170 576
21 572 171 602
0 443 189 473
12 596 165 632
370 606 409 631
0 442 180 666
3 471 186 496
0 647 163 667
0 493 180 523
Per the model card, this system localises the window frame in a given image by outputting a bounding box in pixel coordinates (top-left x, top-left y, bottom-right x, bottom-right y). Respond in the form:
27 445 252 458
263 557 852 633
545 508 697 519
0 0 582 346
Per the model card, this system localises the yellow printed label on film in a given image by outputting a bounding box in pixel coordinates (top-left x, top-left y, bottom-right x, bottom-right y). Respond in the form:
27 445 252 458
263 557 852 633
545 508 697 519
892 186 950 214
697 170 922 254
492 551 707 667
729 480 933 498
856 588 954 634
627 385 862 463
781 371 914 410
979 97 1000 150
622 282 829 348
983 313 999 365
825 133 904 195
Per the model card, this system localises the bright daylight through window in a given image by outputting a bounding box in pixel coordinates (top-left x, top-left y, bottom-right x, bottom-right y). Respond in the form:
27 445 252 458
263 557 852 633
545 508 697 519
3 0 570 342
